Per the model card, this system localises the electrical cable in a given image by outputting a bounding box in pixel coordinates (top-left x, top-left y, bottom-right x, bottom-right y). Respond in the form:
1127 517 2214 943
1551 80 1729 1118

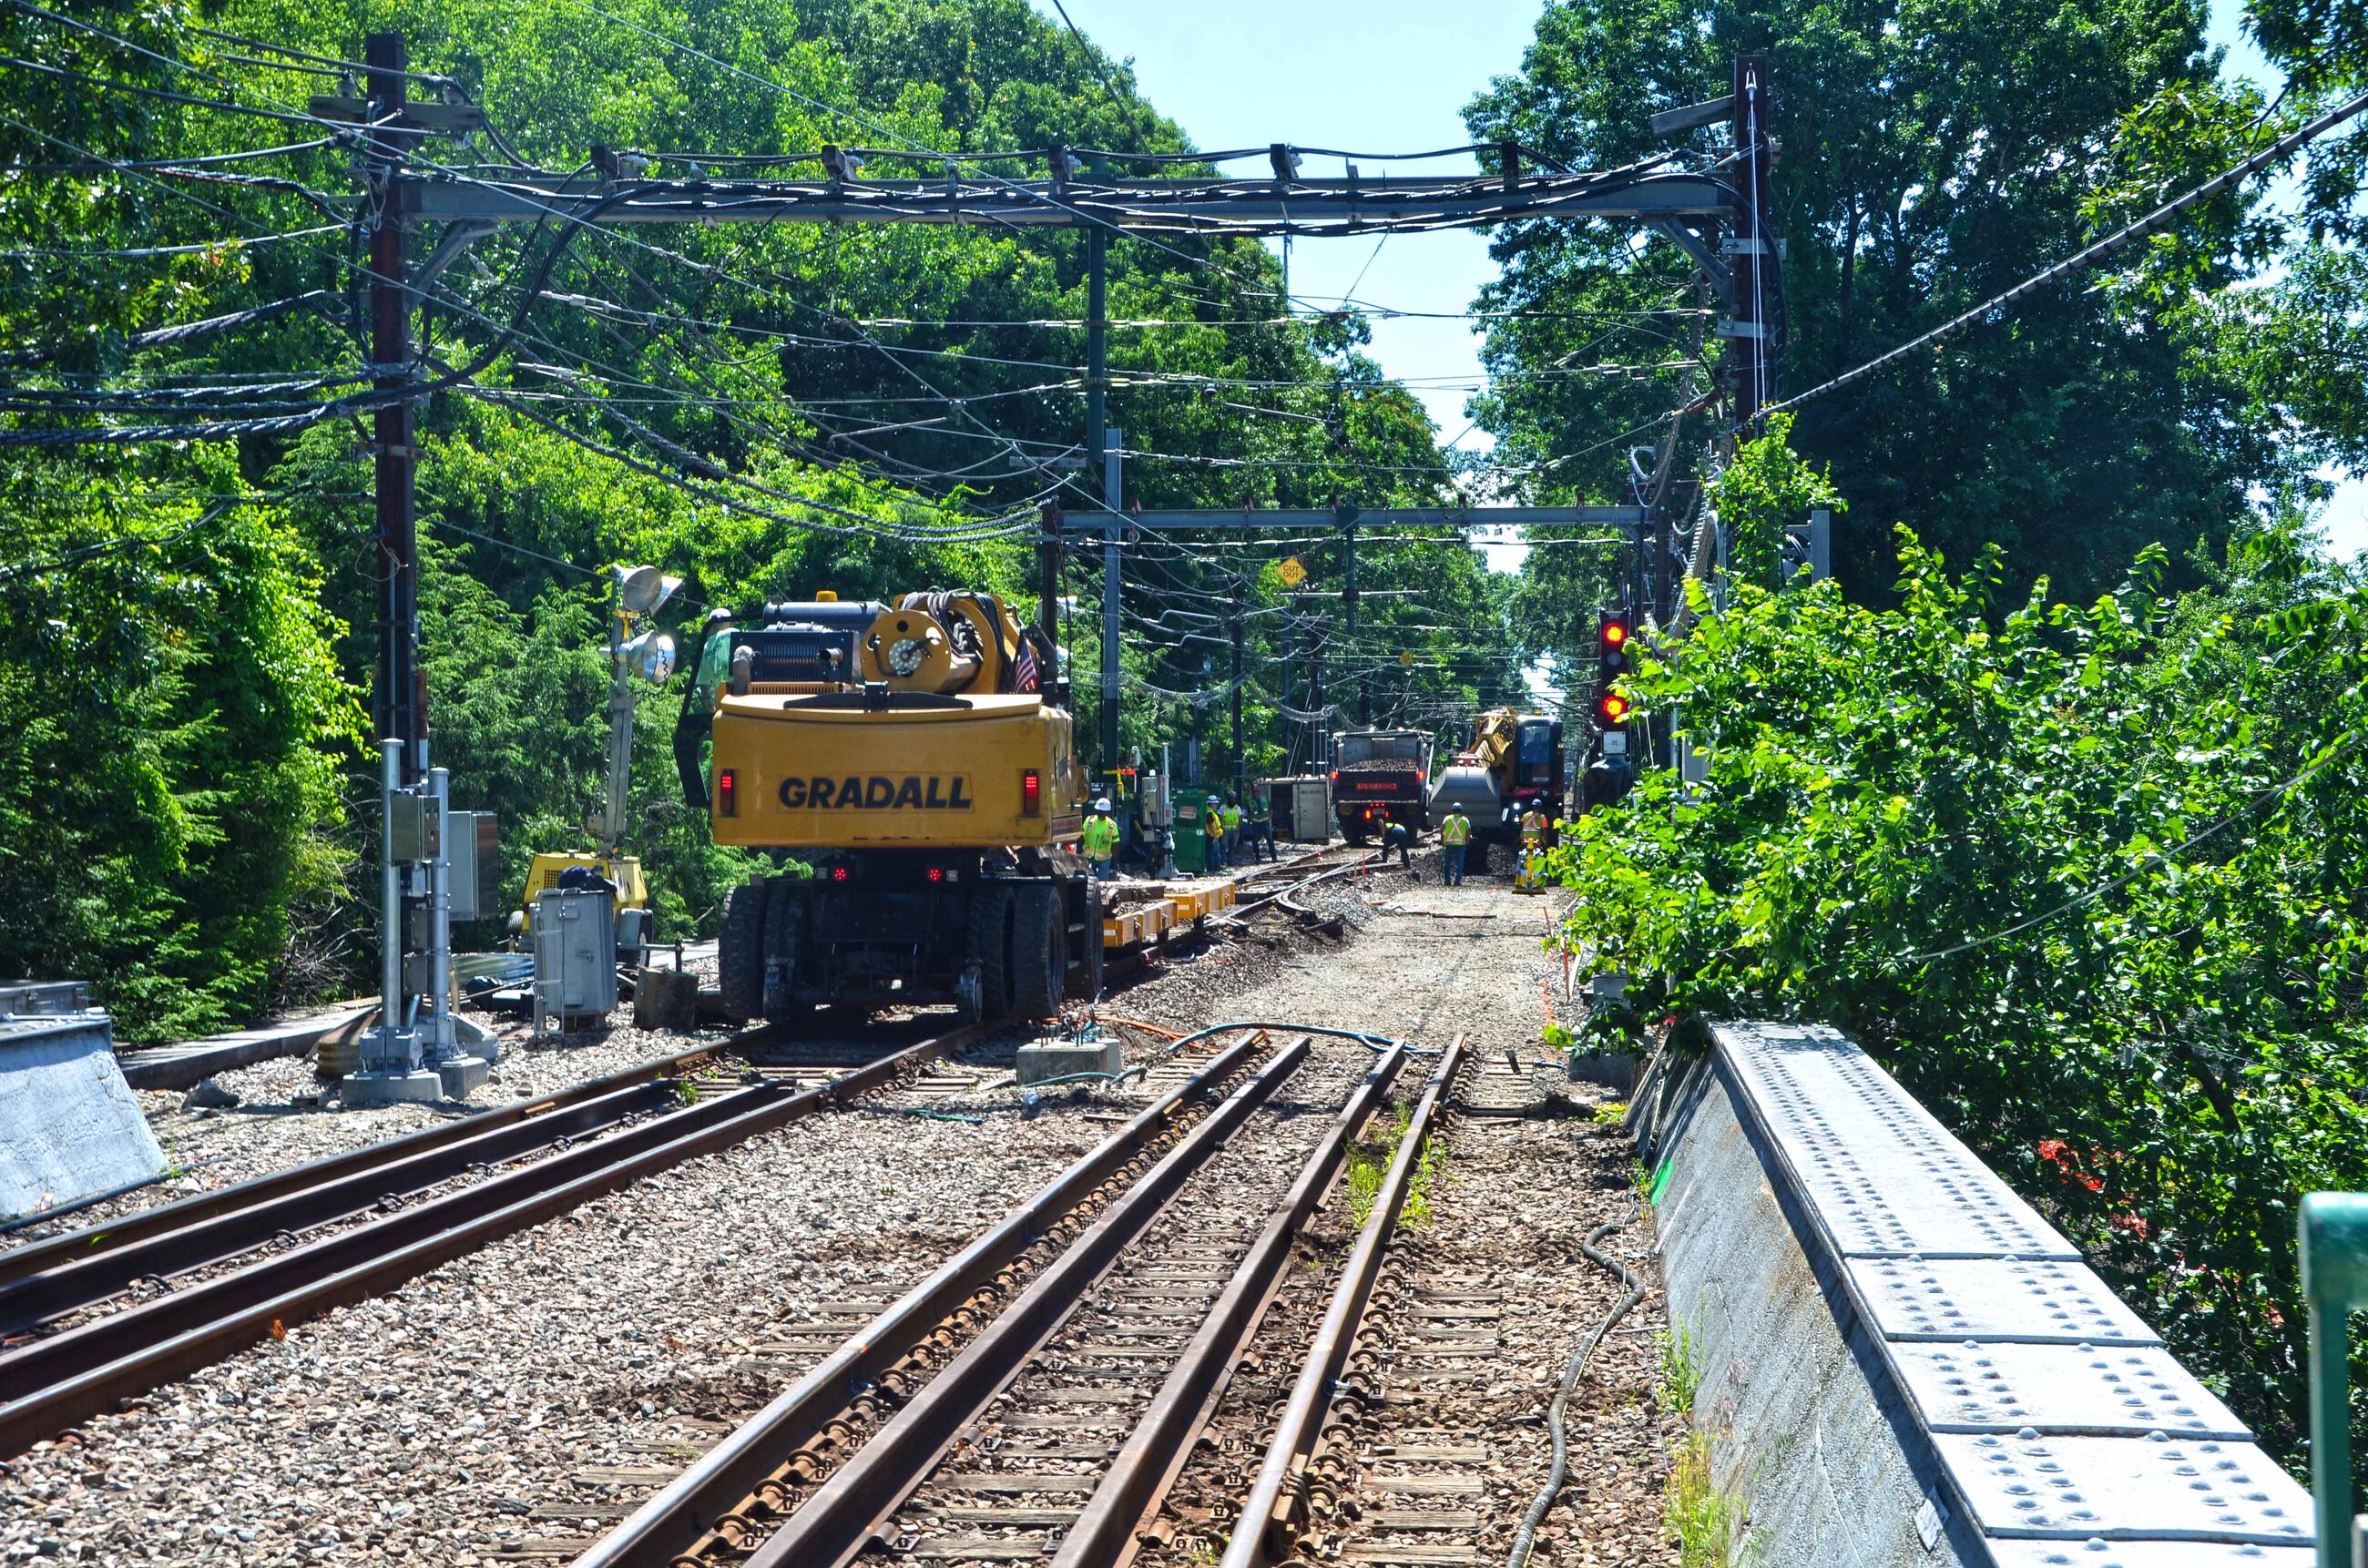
1502 1206 1647 1568
1753 83 2368 427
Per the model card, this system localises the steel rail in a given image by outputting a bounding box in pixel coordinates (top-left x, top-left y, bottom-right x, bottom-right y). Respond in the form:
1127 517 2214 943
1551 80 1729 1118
0 1078 679 1335
1220 1037 1472 1568
0 1024 978 1460
1050 1042 1412 1568
0 1035 735 1289
577 1030 1275 1568
739 1035 1315 1568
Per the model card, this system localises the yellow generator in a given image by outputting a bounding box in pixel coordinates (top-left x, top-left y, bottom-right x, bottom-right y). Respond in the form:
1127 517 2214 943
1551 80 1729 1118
680 591 1097 1024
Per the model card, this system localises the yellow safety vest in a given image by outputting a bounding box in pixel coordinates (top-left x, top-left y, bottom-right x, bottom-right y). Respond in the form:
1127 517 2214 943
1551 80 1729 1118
1440 814 1470 846
1080 816 1119 861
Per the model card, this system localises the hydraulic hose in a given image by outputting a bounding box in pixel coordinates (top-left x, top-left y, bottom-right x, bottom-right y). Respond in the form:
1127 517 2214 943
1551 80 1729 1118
1504 1206 1648 1568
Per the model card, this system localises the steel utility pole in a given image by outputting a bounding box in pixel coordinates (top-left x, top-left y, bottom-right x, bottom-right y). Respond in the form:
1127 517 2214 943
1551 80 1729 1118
1342 520 1368 724
1229 579 1245 806
1087 199 1121 778
349 30 479 1107
370 32 422 784
1099 430 1122 782
1727 56 1774 430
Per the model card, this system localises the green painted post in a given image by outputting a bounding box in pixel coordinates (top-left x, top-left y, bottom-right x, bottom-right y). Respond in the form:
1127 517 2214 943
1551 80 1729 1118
2302 1191 2368 1565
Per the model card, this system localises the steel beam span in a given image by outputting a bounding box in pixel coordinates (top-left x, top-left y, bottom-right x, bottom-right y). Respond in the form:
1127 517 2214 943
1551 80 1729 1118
401 172 1731 232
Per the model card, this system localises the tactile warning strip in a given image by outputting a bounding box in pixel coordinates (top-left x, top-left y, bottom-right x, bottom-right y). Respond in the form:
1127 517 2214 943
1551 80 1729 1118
1847 1257 2159 1345
1719 1023 2076 1260
1710 1023 2316 1557
1934 1432 2312 1545
1891 1341 2249 1439
1986 1541 2315 1567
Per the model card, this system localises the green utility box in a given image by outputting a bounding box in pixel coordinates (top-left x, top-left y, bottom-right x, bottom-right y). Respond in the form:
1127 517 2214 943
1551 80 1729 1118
1170 788 1210 874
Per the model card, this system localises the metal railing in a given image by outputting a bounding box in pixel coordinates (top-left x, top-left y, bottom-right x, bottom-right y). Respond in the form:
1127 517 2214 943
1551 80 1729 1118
2303 1192 2368 1565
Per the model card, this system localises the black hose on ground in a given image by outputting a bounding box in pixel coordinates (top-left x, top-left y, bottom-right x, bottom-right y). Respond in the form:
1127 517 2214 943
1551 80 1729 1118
1503 1205 1648 1568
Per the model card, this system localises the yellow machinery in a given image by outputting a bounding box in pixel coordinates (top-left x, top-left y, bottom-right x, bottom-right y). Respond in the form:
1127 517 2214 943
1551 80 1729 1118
1426 707 1566 861
509 851 650 932
682 590 1096 1024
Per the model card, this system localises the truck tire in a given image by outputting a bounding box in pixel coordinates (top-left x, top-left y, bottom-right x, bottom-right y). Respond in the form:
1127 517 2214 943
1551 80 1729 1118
762 879 812 1026
1342 821 1372 847
1065 878 1105 1002
718 880 769 1022
965 883 1014 1023
1011 881 1063 1020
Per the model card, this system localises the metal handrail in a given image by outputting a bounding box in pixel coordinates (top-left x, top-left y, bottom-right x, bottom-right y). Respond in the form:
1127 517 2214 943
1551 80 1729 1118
2302 1191 2368 1564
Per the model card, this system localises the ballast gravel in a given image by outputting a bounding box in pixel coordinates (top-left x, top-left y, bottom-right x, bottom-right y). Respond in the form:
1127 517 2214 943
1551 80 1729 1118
0 855 1638 1566
4 1014 744 1250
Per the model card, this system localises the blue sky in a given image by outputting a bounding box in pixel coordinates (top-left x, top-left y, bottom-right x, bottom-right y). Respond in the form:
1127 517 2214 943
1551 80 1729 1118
1034 0 2365 558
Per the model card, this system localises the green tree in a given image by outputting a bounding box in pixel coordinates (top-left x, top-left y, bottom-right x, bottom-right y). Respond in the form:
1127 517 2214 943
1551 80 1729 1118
1464 0 2285 607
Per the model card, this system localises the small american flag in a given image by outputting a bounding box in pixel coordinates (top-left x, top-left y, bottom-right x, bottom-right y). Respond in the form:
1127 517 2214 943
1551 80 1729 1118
1014 639 1040 692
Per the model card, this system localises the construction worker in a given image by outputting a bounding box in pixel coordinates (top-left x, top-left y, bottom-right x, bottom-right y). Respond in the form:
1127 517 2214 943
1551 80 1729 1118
1380 816 1413 871
1081 798 1120 881
1520 799 1550 845
1246 790 1276 862
1223 795 1244 864
672 606 735 806
1439 805 1471 887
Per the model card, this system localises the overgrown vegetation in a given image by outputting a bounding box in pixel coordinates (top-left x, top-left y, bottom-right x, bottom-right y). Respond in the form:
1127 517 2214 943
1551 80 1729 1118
1345 1105 1446 1229
1556 491 2368 1478
1656 1322 1750 1566
0 0 1519 1040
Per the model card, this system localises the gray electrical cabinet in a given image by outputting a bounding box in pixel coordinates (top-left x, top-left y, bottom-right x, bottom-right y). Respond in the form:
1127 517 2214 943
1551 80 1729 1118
532 887 618 1032
446 811 500 921
1266 776 1332 840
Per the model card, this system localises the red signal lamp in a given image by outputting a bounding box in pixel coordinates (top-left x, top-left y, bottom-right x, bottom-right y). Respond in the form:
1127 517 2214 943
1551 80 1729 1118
831 865 851 882
1601 619 1629 648
1599 692 1632 723
1021 768 1042 815
716 769 737 817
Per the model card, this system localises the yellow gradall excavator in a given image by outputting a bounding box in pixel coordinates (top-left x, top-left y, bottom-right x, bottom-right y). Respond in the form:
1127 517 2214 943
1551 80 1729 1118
679 589 1097 1024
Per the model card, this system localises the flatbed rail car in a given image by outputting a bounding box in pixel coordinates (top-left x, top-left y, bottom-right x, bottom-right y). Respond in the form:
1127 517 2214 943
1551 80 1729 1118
1098 878 1238 951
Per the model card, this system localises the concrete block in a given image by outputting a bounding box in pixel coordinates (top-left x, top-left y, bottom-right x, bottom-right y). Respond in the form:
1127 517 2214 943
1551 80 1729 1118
435 1055 490 1100
1014 1035 1125 1086
340 1067 444 1106
1565 1050 1636 1092
632 966 700 1032
0 1009 167 1224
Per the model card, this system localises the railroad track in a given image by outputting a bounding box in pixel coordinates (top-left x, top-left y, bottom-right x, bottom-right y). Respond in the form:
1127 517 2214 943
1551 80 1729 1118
570 1026 1421 1568
0 1021 984 1460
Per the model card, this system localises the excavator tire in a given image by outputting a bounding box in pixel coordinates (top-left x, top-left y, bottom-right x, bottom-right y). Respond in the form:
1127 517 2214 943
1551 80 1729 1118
718 880 768 1022
1064 877 1105 1002
1010 881 1064 1021
965 883 1014 1022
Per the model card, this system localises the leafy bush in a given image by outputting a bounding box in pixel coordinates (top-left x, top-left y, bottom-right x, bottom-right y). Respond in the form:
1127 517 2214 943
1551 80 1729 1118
1554 519 2368 1475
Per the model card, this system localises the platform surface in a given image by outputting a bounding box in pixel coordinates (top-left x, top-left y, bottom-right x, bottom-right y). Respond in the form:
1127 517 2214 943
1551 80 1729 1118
1713 1022 2314 1556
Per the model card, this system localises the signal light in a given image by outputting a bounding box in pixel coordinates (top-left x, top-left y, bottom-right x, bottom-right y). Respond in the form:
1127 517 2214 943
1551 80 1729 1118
831 865 851 882
1596 608 1635 732
1021 769 1042 815
716 769 737 817
926 865 945 884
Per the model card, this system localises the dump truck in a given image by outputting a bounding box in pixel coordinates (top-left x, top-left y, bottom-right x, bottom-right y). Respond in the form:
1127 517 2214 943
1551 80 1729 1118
679 591 1098 1024
1328 728 1434 845
1427 708 1566 866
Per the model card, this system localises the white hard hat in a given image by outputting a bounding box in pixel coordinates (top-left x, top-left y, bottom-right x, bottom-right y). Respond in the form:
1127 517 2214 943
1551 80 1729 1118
1094 798 1112 811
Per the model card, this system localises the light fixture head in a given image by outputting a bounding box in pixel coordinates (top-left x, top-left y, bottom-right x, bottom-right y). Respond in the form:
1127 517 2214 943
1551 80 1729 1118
611 564 681 615
622 629 678 685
